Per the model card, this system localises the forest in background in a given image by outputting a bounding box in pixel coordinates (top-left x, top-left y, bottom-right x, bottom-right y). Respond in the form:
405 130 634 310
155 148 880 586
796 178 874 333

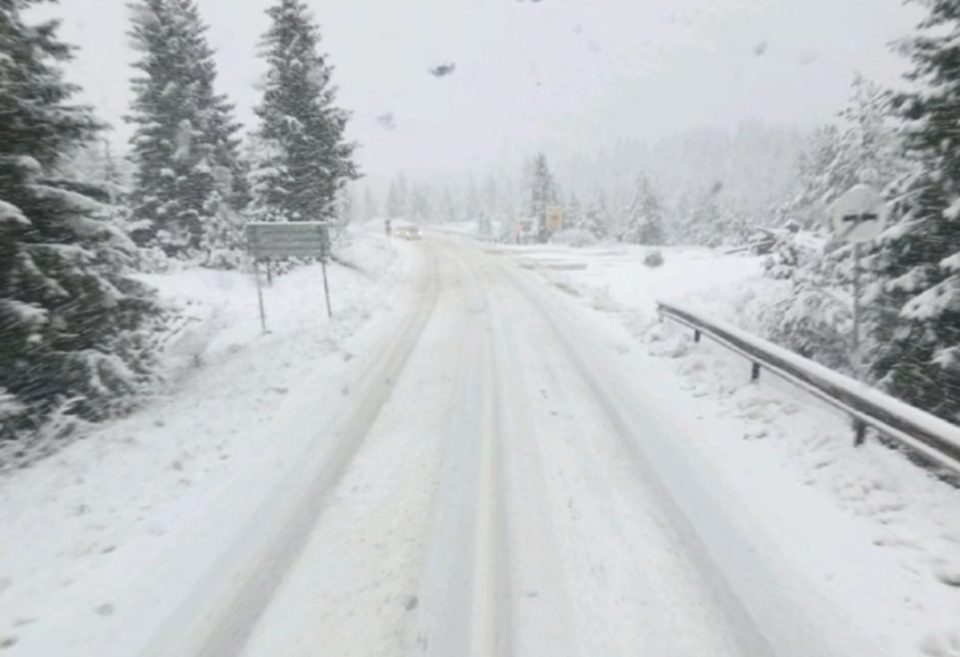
1 0 958 456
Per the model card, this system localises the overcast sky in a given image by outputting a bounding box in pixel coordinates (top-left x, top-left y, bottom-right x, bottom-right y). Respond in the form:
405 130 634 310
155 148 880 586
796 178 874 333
43 0 922 180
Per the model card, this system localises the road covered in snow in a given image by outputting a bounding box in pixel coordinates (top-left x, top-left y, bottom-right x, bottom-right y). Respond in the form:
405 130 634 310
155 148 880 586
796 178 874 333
1 233 958 656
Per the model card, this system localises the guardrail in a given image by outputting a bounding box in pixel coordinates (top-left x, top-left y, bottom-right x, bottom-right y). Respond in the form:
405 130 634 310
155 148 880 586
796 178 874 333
657 301 960 477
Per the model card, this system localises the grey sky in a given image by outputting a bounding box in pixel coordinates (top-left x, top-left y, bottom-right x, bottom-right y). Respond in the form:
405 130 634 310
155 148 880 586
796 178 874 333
45 0 922 179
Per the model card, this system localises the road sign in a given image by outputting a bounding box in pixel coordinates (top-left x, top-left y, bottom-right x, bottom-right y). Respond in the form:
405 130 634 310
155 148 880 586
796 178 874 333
245 222 333 330
246 221 330 259
831 183 888 376
545 206 564 233
831 184 887 244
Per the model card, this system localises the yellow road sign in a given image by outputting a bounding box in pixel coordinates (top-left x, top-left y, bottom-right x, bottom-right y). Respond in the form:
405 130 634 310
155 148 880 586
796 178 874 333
546 206 563 232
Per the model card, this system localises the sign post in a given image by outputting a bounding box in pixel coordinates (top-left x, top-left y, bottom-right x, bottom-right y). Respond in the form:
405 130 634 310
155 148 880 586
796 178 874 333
831 183 888 375
246 221 332 332
319 228 333 318
254 259 267 333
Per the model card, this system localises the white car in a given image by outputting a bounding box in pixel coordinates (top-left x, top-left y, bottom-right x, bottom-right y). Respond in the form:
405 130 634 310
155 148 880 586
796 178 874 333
394 223 422 240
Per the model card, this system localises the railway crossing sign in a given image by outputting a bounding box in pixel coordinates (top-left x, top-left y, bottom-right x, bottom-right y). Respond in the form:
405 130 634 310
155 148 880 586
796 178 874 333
246 221 333 331
831 184 888 244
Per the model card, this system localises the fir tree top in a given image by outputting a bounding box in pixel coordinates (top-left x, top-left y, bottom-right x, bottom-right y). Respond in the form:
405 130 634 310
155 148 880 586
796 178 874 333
126 0 247 255
0 0 100 169
250 0 358 223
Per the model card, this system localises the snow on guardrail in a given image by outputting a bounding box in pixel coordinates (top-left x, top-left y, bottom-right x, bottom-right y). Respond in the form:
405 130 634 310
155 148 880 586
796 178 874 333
657 300 960 477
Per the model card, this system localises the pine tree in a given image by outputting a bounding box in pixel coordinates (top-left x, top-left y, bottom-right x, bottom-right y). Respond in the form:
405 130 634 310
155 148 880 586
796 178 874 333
126 0 247 260
566 192 583 231
681 183 723 246
868 3 960 422
466 181 480 221
778 77 904 231
763 76 908 374
622 176 665 245
0 0 160 447
478 212 493 238
582 192 611 241
334 185 356 229
385 176 408 220
362 187 378 222
409 184 431 224
250 0 358 225
775 126 842 229
439 188 460 224
58 139 125 200
482 176 500 220
528 153 558 241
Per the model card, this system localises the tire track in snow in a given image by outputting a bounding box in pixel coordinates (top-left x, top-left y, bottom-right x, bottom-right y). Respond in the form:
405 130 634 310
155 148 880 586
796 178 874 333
413 242 586 657
410 243 514 657
480 256 580 657
136 248 442 657
235 246 489 656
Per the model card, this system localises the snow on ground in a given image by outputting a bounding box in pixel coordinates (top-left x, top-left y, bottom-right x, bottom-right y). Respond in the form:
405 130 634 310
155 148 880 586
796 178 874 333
0 232 419 656
3 231 959 656
141 236 401 377
489 240 960 656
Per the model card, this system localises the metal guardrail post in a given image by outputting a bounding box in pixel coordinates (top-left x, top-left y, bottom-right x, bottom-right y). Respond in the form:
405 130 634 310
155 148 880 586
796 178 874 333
854 420 868 447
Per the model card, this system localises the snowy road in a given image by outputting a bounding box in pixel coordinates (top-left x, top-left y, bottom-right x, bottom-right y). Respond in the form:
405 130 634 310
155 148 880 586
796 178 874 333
131 237 898 657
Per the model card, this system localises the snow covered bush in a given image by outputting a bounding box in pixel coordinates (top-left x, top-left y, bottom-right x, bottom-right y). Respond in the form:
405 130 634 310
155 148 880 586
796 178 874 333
643 250 665 268
763 223 819 280
761 229 855 371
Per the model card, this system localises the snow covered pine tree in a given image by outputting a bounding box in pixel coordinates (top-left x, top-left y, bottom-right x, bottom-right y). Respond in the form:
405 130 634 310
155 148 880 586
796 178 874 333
579 192 611 243
528 153 559 242
871 1 960 422
622 175 666 245
571 192 605 241
0 0 159 453
127 0 248 263
250 0 358 224
776 76 904 232
764 76 907 373
384 176 409 222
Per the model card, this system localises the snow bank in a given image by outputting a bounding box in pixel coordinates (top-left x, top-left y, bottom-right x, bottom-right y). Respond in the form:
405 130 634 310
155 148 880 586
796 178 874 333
498 243 780 335
0 232 421 656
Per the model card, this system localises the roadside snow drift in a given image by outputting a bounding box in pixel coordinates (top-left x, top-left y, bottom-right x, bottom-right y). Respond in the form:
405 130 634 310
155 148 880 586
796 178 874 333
0 234 419 656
